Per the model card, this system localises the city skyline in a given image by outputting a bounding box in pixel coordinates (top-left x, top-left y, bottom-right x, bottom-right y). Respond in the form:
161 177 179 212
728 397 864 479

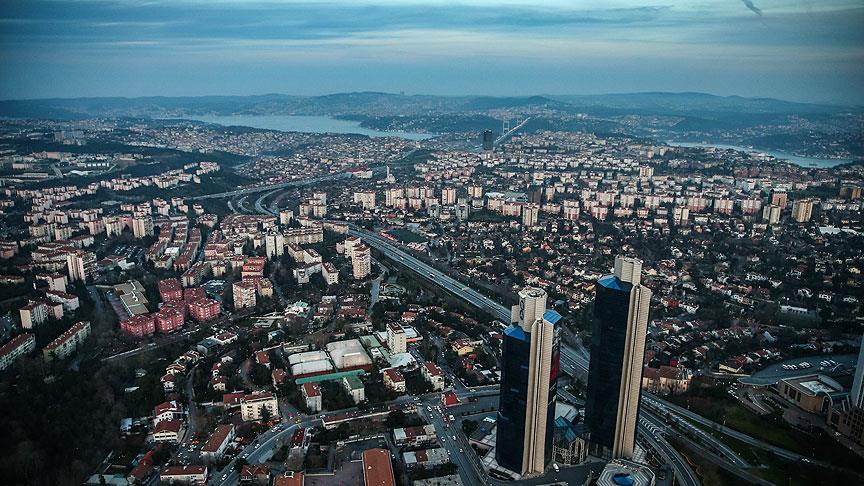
1 1 863 104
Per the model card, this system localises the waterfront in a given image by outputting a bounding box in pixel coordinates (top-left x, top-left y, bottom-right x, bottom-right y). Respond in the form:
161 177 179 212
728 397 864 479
669 141 855 168
178 114 435 140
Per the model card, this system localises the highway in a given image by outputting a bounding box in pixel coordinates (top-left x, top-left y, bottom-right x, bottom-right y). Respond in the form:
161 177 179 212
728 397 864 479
188 172 352 201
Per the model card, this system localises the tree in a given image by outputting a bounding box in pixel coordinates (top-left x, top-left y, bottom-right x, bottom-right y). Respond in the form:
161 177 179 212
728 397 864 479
385 410 406 428
260 406 272 423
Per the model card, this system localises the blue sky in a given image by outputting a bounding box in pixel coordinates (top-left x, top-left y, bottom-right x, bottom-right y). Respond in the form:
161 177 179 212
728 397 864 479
1 0 862 104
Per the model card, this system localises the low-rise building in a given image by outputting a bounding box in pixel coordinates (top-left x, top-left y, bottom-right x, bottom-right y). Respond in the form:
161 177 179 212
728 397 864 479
240 392 279 422
201 424 235 462
43 321 91 362
362 449 395 486
421 362 445 391
153 419 184 443
392 424 437 446
0 333 36 371
160 465 208 485
302 382 322 413
383 368 406 392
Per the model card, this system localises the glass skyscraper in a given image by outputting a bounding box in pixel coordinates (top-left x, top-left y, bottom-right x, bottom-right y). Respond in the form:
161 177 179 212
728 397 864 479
496 287 560 476
585 256 652 460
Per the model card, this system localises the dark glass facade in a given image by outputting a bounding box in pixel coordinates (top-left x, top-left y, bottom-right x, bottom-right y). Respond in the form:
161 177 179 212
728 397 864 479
584 275 635 458
496 324 559 472
497 325 531 471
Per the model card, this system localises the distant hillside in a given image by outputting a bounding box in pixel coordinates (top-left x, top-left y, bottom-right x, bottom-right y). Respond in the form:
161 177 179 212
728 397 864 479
547 92 851 116
2 91 856 121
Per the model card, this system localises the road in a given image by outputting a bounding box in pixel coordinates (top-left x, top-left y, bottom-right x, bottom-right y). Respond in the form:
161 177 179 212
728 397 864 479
188 172 353 201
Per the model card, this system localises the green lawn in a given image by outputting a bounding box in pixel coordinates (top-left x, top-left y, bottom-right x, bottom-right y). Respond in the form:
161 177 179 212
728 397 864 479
385 228 428 244
669 390 862 471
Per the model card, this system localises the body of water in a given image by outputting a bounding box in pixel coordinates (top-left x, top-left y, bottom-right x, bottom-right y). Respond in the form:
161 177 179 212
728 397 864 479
177 114 435 141
668 141 855 168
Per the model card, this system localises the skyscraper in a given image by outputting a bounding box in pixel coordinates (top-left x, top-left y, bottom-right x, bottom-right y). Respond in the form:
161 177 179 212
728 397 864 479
585 256 652 460
482 129 495 151
497 287 560 476
851 334 864 408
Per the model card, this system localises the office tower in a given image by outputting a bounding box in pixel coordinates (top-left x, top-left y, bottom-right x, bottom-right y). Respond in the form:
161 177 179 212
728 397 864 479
851 334 864 408
497 287 560 476
792 199 815 223
585 256 652 460
762 204 782 225
482 130 495 151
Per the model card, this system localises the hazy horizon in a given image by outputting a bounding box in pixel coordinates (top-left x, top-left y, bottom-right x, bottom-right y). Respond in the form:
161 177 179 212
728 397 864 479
1 1 863 105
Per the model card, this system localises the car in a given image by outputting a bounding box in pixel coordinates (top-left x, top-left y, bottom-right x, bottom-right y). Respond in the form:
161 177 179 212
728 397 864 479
221 474 228 480
452 435 457 440
553 463 560 472
459 448 463 453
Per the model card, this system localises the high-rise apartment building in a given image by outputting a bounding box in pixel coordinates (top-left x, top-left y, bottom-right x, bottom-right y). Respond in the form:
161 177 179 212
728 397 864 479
522 203 540 227
792 198 815 223
265 231 284 259
585 256 652 460
762 204 782 225
352 244 371 280
132 216 154 238
497 287 560 476
66 250 96 282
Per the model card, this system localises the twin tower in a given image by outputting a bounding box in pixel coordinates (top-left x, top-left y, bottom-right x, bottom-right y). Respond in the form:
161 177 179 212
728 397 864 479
496 256 651 476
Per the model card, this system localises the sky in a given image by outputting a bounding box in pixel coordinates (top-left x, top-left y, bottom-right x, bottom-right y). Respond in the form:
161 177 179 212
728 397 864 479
0 0 863 104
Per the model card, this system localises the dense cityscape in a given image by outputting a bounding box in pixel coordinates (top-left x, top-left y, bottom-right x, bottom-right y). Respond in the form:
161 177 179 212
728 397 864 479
0 103 862 486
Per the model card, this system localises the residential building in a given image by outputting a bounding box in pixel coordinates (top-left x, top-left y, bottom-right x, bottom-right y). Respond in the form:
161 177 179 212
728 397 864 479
43 320 91 361
0 333 36 371
387 322 407 354
66 250 96 282
792 198 815 222
343 374 365 403
301 382 322 413
121 314 156 338
233 281 257 309
153 420 184 443
19 300 49 329
641 366 691 395
352 244 371 279
132 216 154 238
240 392 279 422
322 262 339 285
585 256 652 460
383 368 406 392
160 465 208 485
201 424 235 462
421 362 445 391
